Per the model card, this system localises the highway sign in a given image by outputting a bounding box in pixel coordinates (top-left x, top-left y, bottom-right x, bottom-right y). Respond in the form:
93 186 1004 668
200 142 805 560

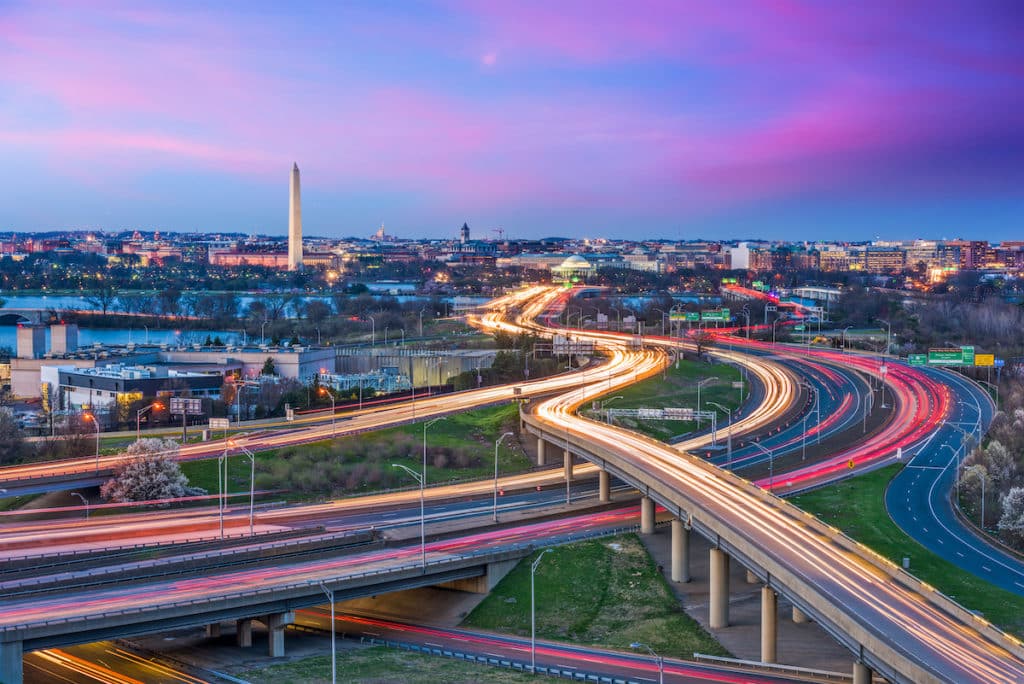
908 354 926 366
927 346 974 366
995 359 1005 368
663 407 696 420
669 311 699 321
974 354 995 367
169 397 204 415
701 308 731 322
794 324 806 332
209 418 230 430
847 459 856 469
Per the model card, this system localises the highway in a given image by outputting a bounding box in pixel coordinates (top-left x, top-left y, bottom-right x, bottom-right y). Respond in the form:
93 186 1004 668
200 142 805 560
300 611 819 684
505 287 1024 683
886 366 1024 595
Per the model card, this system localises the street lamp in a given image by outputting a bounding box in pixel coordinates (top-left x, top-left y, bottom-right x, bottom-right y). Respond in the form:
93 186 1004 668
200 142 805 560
706 401 732 468
877 319 891 356
260 319 269 345
750 442 774 491
366 315 376 348
652 308 667 336
603 395 624 424
319 387 336 436
741 305 751 339
136 401 163 441
418 307 426 337
771 318 782 345
629 642 664 684
531 548 554 671
391 463 425 568
320 582 336 684
696 377 719 429
69 491 89 519
842 326 852 351
227 440 256 537
83 413 100 473
493 431 514 523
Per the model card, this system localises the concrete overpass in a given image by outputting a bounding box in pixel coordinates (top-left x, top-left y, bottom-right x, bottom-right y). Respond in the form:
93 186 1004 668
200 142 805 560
0 546 526 683
521 405 1024 684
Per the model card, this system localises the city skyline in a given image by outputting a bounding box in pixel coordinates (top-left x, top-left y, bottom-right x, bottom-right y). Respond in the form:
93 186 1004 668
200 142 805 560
2 1 1022 240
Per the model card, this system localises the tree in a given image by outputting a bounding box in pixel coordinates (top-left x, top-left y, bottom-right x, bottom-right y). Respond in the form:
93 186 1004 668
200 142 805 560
261 357 277 376
999 487 1024 548
100 438 204 503
690 329 715 359
84 281 118 315
0 410 27 465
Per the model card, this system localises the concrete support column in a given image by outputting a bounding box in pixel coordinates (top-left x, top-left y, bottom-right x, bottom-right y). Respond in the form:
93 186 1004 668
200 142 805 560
206 622 221 638
265 611 295 658
709 548 730 629
853 661 872 684
563 449 573 482
236 619 253 648
761 586 778 663
670 519 690 583
640 496 655 535
598 469 611 502
792 606 810 623
746 569 759 584
537 438 546 466
0 640 22 684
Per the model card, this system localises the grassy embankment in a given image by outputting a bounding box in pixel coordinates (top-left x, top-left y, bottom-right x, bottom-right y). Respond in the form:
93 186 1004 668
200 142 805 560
462 534 728 660
791 464 1024 636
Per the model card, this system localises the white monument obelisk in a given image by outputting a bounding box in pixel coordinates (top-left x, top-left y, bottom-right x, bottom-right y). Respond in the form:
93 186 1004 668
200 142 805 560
288 162 303 271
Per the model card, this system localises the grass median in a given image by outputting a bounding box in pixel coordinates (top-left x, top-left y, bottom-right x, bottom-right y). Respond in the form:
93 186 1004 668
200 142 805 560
461 533 728 660
790 464 1024 636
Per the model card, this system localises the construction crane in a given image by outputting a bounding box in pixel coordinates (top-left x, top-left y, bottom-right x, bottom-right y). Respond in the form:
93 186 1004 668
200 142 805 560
491 227 505 241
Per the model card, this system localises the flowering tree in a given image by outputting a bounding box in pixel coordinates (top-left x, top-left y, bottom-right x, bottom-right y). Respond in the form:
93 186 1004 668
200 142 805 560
100 438 204 503
999 487 1024 547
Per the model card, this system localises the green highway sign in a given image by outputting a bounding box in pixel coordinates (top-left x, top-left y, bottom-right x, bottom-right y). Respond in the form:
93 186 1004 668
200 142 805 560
670 312 701 321
701 308 731 322
685 312 700 321
908 354 927 366
927 346 975 366
794 324 806 332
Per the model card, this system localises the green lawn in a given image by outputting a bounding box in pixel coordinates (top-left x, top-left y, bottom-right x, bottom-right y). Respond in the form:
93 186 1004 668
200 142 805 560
790 465 1024 636
236 648 539 684
462 534 728 660
593 358 743 442
180 404 531 501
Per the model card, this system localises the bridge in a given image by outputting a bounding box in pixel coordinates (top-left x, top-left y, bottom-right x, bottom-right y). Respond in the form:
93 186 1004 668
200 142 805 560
0 309 49 325
0 542 526 683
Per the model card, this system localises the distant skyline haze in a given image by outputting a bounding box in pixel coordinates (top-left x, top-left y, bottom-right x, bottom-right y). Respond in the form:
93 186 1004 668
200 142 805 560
1 1 1022 240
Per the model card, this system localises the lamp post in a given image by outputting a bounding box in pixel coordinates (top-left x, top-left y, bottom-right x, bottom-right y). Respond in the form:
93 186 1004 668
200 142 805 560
603 395 624 424
877 318 891 356
771 318 782 345
652 308 667 336
493 431 514 522
83 413 100 473
69 491 89 519
392 463 425 568
531 548 554 671
319 387 336 436
320 582 336 684
629 642 664 684
802 383 821 444
136 401 163 441
260 319 269 345
706 401 732 467
940 443 962 503
842 326 852 351
741 305 751 339
367 315 375 348
696 377 719 429
419 307 425 337
750 442 774 491
227 440 256 537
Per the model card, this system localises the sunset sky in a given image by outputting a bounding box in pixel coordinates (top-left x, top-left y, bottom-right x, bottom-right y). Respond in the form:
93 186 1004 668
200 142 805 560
2 1 1022 240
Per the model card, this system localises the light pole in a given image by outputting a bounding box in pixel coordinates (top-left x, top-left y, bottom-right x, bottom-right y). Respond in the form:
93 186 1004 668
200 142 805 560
696 377 719 428
418 307 425 337
706 401 732 467
629 642 664 684
493 431 514 522
842 326 852 351
69 491 89 519
741 305 750 339
877 318 891 356
260 319 269 345
319 387 336 436
392 463 425 568
83 413 100 473
136 401 163 441
320 582 336 684
940 443 962 502
750 442 774 491
531 548 553 671
366 315 375 348
603 395 624 424
802 383 821 444
652 308 667 336
228 440 256 537
771 318 782 345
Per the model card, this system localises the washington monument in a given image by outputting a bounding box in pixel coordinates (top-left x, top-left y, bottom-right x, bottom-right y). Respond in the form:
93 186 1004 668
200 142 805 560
288 162 303 270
